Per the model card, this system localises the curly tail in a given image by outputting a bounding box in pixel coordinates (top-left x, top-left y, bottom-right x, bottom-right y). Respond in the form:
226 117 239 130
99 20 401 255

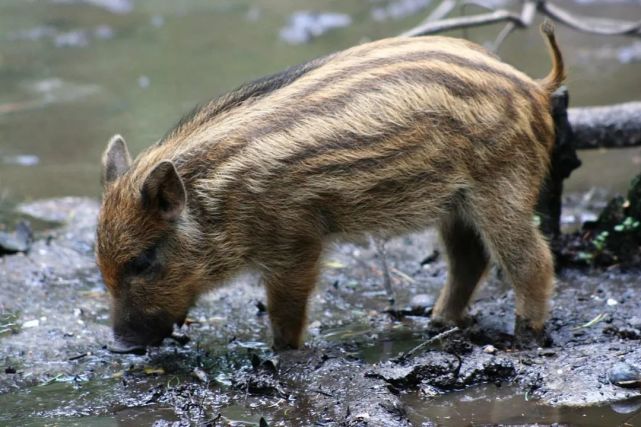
539 19 565 93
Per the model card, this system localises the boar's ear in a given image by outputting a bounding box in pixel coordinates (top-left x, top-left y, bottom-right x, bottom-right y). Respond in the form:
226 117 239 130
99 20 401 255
102 134 131 186
141 160 186 221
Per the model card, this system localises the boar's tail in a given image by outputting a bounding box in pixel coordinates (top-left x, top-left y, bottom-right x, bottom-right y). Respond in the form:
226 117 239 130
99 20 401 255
539 19 566 94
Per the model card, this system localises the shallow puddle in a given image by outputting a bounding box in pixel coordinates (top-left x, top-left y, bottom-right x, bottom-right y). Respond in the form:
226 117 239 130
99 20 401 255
402 384 641 426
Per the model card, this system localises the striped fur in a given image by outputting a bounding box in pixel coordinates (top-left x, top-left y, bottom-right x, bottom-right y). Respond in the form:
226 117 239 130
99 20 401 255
97 27 564 350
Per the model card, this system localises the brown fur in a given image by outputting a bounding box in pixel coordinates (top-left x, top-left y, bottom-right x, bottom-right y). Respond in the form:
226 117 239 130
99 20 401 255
97 25 564 349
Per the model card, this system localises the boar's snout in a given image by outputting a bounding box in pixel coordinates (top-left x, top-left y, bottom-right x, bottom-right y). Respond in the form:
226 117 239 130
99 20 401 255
110 307 175 354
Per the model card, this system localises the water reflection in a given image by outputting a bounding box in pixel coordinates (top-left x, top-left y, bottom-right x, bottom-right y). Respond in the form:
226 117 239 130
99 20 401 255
402 384 641 426
0 0 639 201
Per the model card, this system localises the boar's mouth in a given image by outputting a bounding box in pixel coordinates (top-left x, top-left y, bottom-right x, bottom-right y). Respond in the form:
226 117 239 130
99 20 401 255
109 330 168 354
108 338 149 355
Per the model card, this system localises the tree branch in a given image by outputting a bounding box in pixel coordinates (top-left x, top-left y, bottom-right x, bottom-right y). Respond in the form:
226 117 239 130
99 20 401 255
540 1 641 37
492 0 537 50
401 9 525 37
400 0 641 41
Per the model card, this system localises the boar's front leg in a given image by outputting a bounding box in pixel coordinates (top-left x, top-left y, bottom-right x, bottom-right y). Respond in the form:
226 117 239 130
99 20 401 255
263 240 322 350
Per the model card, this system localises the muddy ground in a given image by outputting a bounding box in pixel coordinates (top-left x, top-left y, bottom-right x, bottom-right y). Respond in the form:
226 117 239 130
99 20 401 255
1 197 640 426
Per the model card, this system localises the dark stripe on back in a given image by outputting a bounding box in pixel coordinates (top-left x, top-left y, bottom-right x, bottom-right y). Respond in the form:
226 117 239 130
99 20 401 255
290 48 548 145
160 53 336 143
239 66 519 167
176 61 528 190
293 50 538 102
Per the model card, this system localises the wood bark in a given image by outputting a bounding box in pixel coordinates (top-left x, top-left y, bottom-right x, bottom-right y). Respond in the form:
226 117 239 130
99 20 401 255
569 102 641 150
537 94 641 241
537 87 582 238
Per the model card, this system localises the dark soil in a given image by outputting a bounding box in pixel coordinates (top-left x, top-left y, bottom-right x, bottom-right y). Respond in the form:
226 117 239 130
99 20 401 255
1 197 640 426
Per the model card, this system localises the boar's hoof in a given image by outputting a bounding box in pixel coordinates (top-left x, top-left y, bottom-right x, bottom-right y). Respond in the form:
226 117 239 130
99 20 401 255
430 314 473 330
514 317 552 349
272 340 301 352
108 342 147 355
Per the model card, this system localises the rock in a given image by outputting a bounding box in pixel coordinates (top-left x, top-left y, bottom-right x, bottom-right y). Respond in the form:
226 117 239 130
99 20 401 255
22 319 39 329
369 352 458 389
483 345 497 354
629 316 641 330
611 398 641 414
419 382 440 397
0 221 33 255
410 294 435 310
232 369 287 397
457 355 516 386
609 363 641 388
538 348 557 357
192 367 208 383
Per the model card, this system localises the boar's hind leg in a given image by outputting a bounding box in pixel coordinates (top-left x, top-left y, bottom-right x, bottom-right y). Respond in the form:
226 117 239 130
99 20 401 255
433 212 490 325
472 196 555 335
263 241 322 350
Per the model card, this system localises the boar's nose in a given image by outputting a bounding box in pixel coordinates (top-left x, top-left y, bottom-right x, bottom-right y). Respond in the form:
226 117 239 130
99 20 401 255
110 310 174 354
109 328 171 354
175 313 187 328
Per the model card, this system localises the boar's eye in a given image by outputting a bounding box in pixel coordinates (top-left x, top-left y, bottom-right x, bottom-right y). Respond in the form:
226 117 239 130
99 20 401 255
125 244 159 277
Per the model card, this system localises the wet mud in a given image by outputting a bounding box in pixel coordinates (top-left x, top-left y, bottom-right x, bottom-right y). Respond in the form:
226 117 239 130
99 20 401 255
1 197 640 426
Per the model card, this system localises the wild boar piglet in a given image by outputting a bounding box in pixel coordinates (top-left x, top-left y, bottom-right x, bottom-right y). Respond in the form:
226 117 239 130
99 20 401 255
97 22 564 351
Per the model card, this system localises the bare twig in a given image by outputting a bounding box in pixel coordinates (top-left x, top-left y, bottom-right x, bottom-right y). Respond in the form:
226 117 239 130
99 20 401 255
68 353 87 361
461 0 499 12
310 388 334 398
372 236 395 307
395 327 460 362
492 0 536 51
408 0 458 35
541 1 641 36
427 0 458 22
492 22 516 50
401 9 524 37
520 0 538 26
401 0 641 43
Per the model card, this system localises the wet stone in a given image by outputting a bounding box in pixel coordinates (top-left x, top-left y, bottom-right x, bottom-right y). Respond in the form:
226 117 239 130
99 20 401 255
611 398 641 414
369 352 459 389
538 348 557 357
457 353 516 387
609 363 641 388
629 316 641 330
0 221 33 254
483 344 497 354
231 367 287 398
604 325 641 340
409 294 435 311
419 382 440 398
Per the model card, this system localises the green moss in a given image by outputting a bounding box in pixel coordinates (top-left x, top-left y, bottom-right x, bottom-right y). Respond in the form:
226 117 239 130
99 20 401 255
0 310 20 337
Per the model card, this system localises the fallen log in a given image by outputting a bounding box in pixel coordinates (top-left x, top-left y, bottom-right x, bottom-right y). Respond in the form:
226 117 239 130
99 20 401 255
569 102 641 150
537 93 641 243
537 87 582 238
